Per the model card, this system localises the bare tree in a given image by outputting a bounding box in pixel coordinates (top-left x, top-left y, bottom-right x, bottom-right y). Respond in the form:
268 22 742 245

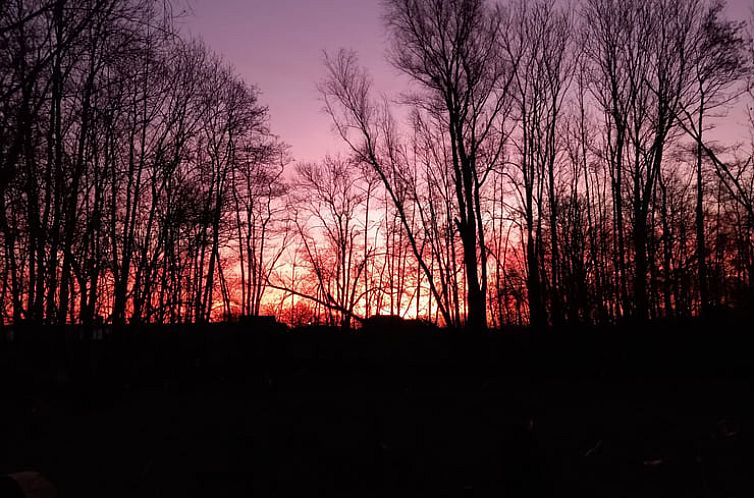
503 0 574 327
289 157 370 329
381 0 516 330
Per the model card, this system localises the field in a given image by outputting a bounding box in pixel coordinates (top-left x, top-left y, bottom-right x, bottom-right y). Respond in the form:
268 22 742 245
2 317 753 497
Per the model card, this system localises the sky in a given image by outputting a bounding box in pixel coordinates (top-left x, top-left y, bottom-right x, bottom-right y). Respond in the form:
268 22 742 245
180 0 754 165
179 0 408 165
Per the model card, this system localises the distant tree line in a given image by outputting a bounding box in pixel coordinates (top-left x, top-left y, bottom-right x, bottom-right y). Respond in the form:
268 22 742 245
2 0 753 329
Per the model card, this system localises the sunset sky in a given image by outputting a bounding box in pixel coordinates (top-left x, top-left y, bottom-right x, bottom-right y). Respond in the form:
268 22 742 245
182 0 752 165
181 0 406 164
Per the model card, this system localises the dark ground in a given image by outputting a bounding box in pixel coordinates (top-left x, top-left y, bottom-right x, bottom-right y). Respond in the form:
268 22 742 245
1 316 753 497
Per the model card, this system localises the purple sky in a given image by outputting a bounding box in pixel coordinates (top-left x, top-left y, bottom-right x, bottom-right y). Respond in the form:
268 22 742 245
181 0 753 165
180 0 408 164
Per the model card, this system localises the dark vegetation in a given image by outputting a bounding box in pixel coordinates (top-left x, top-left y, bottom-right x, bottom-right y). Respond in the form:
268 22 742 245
2 316 754 497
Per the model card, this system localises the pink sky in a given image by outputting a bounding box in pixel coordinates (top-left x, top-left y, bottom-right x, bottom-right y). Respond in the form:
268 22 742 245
180 0 408 164
181 0 753 165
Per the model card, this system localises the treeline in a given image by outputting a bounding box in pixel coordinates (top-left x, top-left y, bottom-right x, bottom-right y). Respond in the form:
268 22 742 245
2 0 753 329
1 0 285 325
287 0 754 329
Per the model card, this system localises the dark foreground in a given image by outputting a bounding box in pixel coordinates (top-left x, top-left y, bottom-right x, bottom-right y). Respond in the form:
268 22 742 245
2 317 753 497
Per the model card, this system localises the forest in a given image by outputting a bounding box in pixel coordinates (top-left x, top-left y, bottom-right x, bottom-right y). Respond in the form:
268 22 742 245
2 0 754 330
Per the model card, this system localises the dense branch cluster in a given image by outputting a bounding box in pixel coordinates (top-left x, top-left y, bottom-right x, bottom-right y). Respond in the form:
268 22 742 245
2 0 753 328
1 0 285 325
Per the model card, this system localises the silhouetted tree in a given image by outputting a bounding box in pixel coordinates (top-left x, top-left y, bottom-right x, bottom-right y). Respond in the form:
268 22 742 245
381 0 516 330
